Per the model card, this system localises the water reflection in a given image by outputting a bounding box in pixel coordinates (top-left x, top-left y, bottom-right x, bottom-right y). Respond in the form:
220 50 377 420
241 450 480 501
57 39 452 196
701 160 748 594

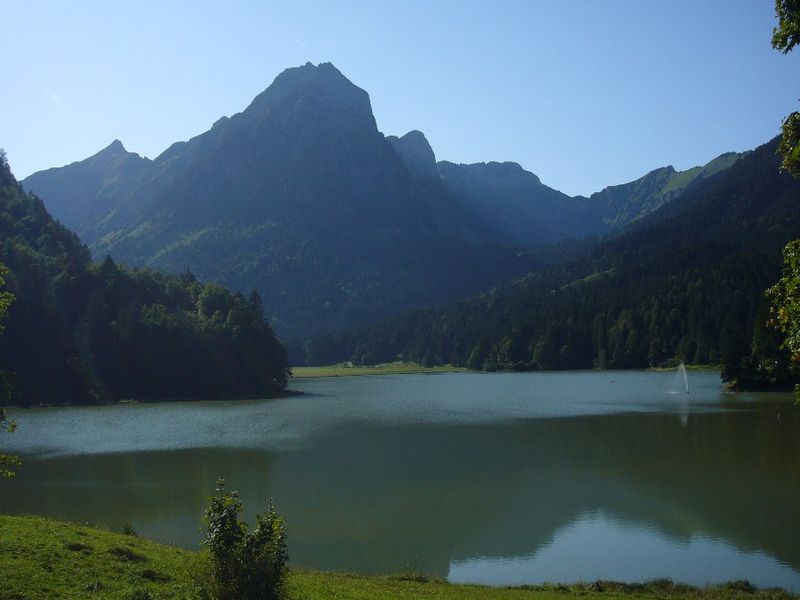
449 515 800 589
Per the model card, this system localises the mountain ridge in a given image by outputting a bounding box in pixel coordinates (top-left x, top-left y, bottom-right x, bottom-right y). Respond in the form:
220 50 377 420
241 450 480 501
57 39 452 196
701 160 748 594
21 62 745 341
24 63 533 340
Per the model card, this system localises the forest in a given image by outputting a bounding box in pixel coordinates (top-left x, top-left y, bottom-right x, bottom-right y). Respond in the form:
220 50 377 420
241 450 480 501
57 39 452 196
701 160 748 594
0 151 290 406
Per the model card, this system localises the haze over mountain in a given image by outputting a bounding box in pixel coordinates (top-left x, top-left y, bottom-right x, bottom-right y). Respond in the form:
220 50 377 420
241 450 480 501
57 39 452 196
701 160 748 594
308 138 798 383
23 62 743 341
435 151 743 247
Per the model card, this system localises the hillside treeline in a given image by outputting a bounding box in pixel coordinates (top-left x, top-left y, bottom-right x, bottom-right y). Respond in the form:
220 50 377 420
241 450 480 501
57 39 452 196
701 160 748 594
0 152 290 406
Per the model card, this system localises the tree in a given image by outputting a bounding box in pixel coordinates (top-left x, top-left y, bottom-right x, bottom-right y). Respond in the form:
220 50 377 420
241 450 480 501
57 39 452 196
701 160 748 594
767 240 800 399
773 0 800 176
200 480 288 600
769 4 800 399
0 262 19 477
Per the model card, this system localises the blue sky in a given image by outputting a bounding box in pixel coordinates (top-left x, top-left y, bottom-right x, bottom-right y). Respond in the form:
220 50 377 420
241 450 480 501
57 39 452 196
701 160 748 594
2 0 798 196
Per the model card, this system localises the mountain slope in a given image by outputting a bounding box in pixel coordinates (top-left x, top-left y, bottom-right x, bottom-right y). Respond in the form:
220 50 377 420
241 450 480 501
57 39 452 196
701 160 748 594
306 137 798 384
437 160 600 246
21 63 744 343
436 152 743 248
386 130 439 183
589 151 743 228
23 63 531 341
23 140 150 233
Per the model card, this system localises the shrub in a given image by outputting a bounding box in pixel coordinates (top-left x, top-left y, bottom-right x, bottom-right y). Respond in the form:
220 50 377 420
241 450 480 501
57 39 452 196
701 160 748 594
200 480 288 600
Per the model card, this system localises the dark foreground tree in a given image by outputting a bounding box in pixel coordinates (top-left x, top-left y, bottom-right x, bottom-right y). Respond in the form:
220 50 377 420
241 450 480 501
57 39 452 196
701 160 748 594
770 4 800 398
200 480 288 600
773 0 800 175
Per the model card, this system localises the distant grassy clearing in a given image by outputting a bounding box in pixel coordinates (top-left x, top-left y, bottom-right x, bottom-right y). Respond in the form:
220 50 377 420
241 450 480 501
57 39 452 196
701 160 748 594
292 361 466 378
0 515 795 599
649 364 721 372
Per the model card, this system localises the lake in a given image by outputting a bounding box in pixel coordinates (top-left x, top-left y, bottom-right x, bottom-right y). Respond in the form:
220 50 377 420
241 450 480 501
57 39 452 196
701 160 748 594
1 370 799 590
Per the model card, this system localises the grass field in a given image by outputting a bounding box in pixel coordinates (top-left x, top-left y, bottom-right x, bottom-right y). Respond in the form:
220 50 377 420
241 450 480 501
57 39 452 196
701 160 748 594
649 364 720 372
292 361 466 378
292 362 719 379
0 515 796 599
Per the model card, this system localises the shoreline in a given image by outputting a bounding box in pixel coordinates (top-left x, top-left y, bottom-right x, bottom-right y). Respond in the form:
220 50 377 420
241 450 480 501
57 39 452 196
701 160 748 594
0 388 302 410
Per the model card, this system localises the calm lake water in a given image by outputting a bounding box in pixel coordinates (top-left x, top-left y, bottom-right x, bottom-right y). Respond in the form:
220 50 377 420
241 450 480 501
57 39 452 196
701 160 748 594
2 370 799 589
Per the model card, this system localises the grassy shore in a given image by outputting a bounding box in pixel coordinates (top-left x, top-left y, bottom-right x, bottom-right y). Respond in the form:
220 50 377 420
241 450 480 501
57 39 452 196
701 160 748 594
292 361 466 378
0 515 796 600
293 362 722 379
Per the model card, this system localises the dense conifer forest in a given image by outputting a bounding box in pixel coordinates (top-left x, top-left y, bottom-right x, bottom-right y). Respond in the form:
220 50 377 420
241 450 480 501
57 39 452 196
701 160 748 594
0 152 290 406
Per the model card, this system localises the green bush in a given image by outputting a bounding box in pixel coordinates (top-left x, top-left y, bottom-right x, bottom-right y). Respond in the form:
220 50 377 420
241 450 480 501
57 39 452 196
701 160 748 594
200 480 288 600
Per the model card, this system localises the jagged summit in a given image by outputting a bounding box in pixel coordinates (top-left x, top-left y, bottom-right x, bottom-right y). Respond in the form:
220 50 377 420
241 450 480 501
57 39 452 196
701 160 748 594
88 139 148 165
105 139 126 152
90 139 129 160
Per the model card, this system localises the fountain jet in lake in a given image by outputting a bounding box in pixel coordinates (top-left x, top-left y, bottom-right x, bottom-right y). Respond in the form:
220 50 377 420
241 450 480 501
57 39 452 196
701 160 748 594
668 362 689 395
679 362 689 394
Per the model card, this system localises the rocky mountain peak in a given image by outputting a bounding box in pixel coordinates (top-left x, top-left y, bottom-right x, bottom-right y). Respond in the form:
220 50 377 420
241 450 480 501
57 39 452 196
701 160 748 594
242 62 375 129
96 139 127 157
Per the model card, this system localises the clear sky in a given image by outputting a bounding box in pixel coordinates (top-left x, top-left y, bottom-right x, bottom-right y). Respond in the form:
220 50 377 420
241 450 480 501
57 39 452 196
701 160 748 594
2 0 798 196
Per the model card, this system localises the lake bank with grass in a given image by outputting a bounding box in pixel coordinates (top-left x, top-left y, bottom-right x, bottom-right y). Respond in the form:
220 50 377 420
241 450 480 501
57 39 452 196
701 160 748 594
1 515 797 600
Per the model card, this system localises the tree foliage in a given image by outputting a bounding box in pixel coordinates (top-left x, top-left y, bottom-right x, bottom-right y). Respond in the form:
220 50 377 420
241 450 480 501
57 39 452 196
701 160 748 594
773 0 800 176
201 480 288 600
767 240 800 398
777 112 800 178
770 3 800 398
773 0 800 53
0 263 12 332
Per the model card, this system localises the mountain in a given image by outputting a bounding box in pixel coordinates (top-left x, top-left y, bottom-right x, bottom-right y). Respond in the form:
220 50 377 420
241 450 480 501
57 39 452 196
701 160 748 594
589 151 743 228
306 137 799 389
23 63 532 341
22 139 150 233
436 152 744 247
437 160 600 246
0 153 289 405
21 62 744 344
386 130 438 183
